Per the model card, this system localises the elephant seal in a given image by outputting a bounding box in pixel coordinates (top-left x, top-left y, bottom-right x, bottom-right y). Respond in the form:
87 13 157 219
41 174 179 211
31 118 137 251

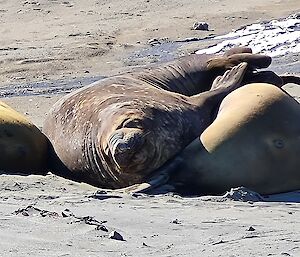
44 62 249 189
0 101 48 173
170 83 300 195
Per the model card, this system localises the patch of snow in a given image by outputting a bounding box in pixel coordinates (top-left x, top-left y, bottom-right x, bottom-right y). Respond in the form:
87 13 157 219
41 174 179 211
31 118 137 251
196 14 300 57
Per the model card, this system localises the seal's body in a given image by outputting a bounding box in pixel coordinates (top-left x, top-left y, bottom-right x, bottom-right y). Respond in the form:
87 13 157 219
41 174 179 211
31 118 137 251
44 62 248 189
173 83 300 195
0 101 48 173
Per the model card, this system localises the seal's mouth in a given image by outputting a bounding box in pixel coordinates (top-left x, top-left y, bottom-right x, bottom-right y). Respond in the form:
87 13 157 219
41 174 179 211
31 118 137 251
107 128 148 170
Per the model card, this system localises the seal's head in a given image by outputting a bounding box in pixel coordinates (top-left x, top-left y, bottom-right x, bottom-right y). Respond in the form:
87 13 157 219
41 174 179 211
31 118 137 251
98 101 195 186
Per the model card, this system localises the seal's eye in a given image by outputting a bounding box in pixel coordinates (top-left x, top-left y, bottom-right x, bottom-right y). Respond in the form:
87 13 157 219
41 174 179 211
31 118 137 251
123 119 142 128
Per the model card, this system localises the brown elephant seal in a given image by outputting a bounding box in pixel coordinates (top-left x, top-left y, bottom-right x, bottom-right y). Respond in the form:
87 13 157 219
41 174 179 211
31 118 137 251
169 83 300 195
0 101 48 173
44 62 249 189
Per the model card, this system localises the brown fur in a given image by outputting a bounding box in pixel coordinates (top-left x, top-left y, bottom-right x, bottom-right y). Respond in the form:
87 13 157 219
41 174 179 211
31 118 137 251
43 62 248 189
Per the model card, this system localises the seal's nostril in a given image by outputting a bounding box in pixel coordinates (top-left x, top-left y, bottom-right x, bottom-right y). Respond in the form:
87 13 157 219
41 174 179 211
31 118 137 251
115 142 129 152
108 131 124 147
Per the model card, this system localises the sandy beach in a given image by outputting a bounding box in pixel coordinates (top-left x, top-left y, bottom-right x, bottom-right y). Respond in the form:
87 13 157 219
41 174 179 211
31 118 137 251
0 0 300 256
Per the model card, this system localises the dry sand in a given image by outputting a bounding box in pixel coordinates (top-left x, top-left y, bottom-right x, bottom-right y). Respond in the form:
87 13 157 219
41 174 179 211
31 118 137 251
0 0 300 256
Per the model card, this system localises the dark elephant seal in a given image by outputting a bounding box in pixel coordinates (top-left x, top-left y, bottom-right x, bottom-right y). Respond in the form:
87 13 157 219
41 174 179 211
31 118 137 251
44 61 249 189
0 101 48 173
170 83 300 195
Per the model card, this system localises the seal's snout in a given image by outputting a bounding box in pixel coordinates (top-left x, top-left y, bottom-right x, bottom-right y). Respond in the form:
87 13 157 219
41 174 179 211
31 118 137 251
108 128 146 168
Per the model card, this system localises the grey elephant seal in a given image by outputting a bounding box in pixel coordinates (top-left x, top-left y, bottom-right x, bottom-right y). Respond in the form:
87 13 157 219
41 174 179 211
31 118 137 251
170 83 300 195
44 58 250 189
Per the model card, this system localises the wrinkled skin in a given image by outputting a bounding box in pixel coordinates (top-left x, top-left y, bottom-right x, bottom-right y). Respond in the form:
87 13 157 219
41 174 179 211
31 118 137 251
44 80 224 188
44 54 251 189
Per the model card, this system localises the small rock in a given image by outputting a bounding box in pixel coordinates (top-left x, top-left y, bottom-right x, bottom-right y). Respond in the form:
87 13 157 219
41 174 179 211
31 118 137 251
193 21 209 31
247 226 255 231
223 187 264 202
21 211 30 216
13 205 59 218
171 219 181 224
96 225 108 232
62 1 73 7
131 192 146 198
109 231 125 241
95 190 107 194
148 38 160 46
61 209 74 218
68 33 81 37
81 216 103 226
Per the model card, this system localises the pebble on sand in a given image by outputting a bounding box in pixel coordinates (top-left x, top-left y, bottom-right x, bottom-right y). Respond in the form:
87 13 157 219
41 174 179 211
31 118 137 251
192 21 209 31
109 231 125 241
247 226 256 231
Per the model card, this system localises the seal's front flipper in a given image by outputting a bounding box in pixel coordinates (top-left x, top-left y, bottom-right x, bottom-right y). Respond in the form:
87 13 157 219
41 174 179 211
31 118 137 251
210 62 247 91
116 158 182 194
115 171 170 194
